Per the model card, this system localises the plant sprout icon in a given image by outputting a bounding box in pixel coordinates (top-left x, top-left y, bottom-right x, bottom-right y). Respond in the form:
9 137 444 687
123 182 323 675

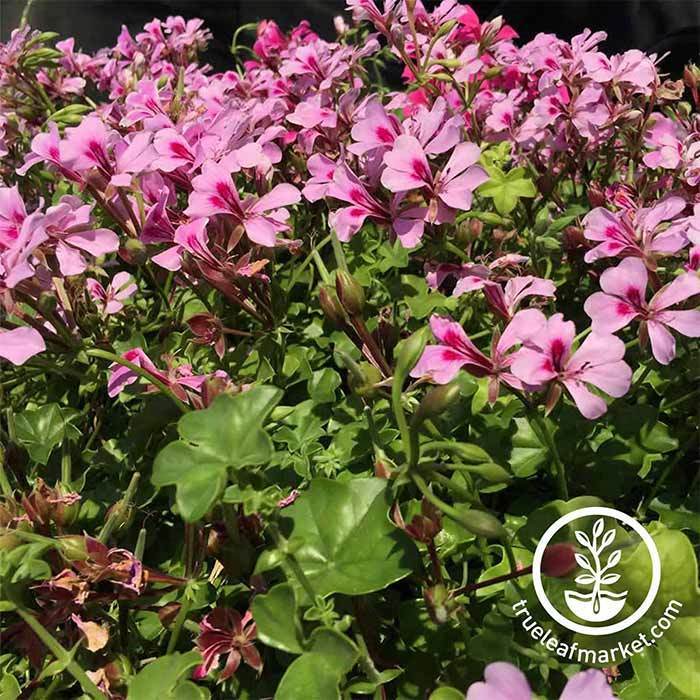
564 517 629 623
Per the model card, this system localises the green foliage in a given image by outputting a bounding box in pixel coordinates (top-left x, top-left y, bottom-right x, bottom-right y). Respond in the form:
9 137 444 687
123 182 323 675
274 478 420 598
152 387 282 520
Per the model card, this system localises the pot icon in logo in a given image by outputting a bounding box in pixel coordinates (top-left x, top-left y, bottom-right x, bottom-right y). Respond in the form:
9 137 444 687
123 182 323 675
533 506 661 636
564 517 628 622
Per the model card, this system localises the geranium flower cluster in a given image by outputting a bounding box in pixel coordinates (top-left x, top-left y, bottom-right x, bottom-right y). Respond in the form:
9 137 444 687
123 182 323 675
1 2 699 699
1 0 698 422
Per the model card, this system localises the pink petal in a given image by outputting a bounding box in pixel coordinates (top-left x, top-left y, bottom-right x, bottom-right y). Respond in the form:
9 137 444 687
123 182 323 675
599 257 648 300
244 216 279 247
498 308 547 353
151 245 183 271
650 273 700 311
659 309 700 337
560 670 615 700
0 327 46 365
55 241 87 276
562 378 608 419
410 345 469 384
252 184 301 213
65 229 119 256
647 320 676 364
511 347 557 385
381 135 432 192
584 292 639 333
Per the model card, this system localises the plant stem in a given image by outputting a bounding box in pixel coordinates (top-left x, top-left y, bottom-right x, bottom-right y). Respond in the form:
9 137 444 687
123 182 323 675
452 565 533 596
530 411 568 500
86 348 189 414
98 472 140 543
166 595 193 654
17 609 106 699
330 232 348 272
392 380 416 470
61 442 71 484
269 523 317 603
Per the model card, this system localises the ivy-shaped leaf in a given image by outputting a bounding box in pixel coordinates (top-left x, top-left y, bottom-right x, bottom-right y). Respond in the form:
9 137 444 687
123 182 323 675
127 651 209 700
152 386 282 521
274 478 420 598
479 166 537 215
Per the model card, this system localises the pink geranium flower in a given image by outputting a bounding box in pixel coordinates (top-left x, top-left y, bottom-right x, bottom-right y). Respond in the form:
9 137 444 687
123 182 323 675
42 196 120 276
582 197 689 267
326 164 426 246
410 310 546 403
511 314 632 419
87 271 137 315
381 136 488 217
60 116 117 174
584 257 700 364
455 275 556 321
193 608 262 681
349 98 402 156
467 662 615 700
185 161 300 246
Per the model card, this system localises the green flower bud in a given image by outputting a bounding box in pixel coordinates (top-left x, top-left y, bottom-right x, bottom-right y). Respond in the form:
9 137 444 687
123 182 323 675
335 270 365 316
119 238 148 266
58 535 88 561
456 509 506 539
319 286 347 328
413 382 461 426
348 362 382 399
468 462 512 483
394 328 429 383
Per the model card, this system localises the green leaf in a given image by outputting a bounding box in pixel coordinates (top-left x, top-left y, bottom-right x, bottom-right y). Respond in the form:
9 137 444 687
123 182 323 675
509 417 548 477
0 673 21 699
307 368 341 403
252 583 304 654
618 648 687 699
479 166 537 215
429 688 465 700
274 629 358 700
14 404 66 464
278 478 420 598
127 652 209 700
152 387 282 521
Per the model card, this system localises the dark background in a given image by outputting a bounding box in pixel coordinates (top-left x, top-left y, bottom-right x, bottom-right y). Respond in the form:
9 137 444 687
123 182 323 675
1 1 699 76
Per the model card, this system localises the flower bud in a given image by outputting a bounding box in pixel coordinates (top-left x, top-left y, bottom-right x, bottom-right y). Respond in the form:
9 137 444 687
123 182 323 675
119 238 148 266
435 19 458 39
58 535 88 561
468 462 512 483
456 509 506 539
335 270 365 316
348 362 382 399
53 482 81 527
334 15 348 35
587 183 606 208
394 328 429 381
0 533 21 551
319 286 347 328
424 583 455 624
413 382 461 426
684 63 700 89
541 542 577 577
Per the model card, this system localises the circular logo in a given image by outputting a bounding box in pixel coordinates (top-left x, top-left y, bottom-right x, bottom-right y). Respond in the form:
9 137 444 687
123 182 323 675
532 507 661 636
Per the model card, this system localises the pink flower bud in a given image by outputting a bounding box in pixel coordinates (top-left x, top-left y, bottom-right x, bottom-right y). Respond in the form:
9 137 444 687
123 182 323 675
541 542 577 577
